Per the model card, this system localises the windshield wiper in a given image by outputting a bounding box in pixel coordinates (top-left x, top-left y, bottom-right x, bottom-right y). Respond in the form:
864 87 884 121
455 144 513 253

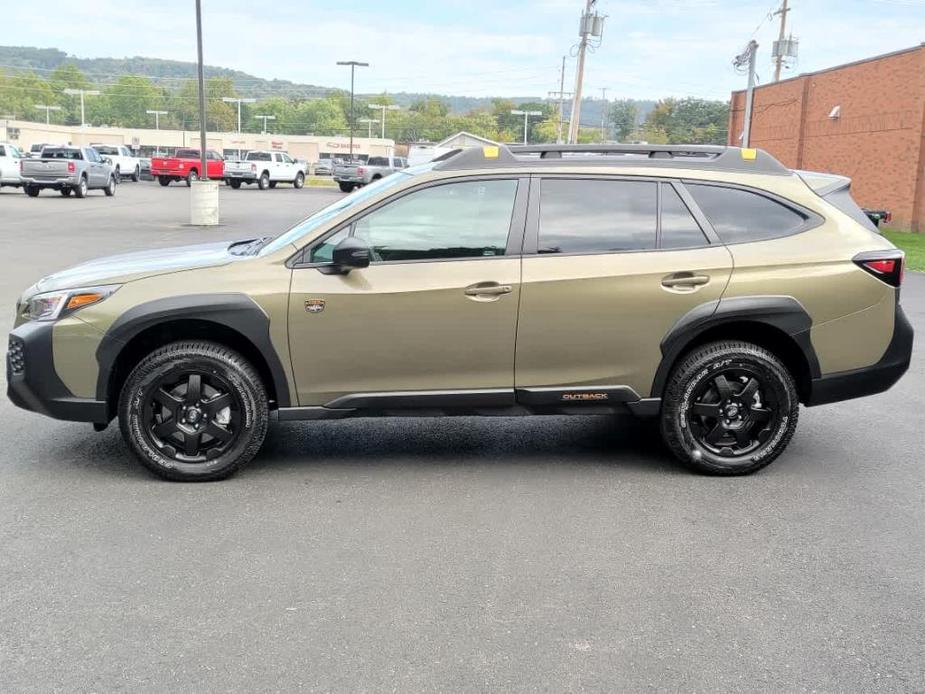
228 236 273 256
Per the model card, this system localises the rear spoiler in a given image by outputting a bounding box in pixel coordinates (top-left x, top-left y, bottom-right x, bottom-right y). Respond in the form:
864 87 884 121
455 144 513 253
794 169 851 196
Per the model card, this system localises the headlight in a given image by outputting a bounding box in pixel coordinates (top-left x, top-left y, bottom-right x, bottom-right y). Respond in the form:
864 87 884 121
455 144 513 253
21 285 120 322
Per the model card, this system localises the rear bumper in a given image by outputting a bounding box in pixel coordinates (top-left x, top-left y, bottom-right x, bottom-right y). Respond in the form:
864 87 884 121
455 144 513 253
6 322 108 424
21 176 78 188
806 302 913 406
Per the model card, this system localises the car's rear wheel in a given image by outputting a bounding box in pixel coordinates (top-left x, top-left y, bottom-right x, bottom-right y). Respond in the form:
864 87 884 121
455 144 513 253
158 176 171 187
104 176 116 196
268 181 277 189
660 341 799 475
24 185 40 197
73 176 88 198
114 166 121 184
131 165 140 182
228 179 241 189
186 169 199 186
257 171 270 190
293 171 305 189
118 341 269 482
338 182 355 193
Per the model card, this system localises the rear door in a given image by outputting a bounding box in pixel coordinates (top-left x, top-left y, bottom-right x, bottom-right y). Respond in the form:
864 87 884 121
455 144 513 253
514 176 733 401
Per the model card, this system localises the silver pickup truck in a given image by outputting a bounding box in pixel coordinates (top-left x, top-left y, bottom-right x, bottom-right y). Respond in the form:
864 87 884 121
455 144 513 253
20 146 116 198
333 155 407 193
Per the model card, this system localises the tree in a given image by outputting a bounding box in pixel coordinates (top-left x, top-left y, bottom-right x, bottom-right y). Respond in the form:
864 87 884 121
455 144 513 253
48 63 91 124
102 75 164 128
171 77 237 131
610 99 639 141
0 70 57 122
294 97 348 135
642 97 728 144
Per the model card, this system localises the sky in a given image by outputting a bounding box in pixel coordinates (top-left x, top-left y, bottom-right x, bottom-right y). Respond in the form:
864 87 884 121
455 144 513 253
6 0 924 100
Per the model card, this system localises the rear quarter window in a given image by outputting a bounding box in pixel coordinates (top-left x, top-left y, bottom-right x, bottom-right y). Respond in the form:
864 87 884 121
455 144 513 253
686 183 808 244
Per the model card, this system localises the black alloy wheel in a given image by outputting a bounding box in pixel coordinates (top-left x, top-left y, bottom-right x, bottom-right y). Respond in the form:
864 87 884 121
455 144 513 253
660 341 799 475
141 370 242 462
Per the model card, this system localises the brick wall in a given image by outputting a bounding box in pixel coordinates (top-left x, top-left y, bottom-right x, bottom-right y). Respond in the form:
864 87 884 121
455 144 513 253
729 45 925 231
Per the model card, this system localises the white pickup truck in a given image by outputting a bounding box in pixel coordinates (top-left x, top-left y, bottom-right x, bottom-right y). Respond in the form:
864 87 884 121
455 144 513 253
223 150 306 190
0 142 24 189
91 144 142 182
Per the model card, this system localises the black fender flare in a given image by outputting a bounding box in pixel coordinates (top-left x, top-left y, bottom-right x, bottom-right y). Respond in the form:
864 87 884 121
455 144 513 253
95 293 291 407
650 295 821 398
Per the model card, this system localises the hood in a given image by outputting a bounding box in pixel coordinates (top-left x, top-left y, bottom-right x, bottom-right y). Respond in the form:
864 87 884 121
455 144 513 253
27 241 240 297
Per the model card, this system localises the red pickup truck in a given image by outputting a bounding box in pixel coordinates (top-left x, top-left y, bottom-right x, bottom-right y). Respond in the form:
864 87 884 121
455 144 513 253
151 148 224 186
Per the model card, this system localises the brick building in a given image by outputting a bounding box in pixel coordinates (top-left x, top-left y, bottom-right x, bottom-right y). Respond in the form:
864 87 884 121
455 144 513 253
728 44 925 231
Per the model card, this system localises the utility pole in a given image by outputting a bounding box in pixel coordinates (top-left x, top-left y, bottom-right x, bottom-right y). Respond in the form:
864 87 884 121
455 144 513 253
34 104 61 125
222 97 256 132
548 56 572 144
510 110 543 145
772 0 790 82
734 40 759 147
255 114 276 134
568 0 604 144
62 88 100 127
599 87 608 141
367 103 399 138
146 109 168 130
336 60 369 160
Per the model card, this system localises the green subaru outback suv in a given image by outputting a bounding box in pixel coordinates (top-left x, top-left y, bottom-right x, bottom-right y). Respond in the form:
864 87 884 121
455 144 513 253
7 144 913 481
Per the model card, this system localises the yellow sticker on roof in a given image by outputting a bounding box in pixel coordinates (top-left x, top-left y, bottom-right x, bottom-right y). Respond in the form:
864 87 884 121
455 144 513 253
483 146 500 159
741 148 758 161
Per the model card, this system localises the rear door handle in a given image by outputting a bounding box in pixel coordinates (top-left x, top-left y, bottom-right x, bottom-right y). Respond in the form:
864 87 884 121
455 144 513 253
661 273 710 289
464 282 513 299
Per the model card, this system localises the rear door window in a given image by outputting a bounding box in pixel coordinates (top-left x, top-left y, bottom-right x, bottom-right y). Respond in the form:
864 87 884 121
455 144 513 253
660 184 708 249
686 183 807 243
538 179 657 254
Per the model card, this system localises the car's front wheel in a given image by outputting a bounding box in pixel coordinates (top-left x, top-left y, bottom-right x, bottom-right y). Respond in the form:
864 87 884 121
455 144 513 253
131 165 140 182
660 341 799 475
118 341 269 481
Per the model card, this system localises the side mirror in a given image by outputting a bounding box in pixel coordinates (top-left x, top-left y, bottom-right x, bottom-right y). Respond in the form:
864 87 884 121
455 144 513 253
326 236 371 274
102 156 112 165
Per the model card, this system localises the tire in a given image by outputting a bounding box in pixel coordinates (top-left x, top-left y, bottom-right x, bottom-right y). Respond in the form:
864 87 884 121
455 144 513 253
118 340 269 482
229 179 241 189
338 181 355 193
268 181 277 189
73 176 88 198
104 176 116 197
158 176 171 187
293 171 305 189
24 185 40 197
131 165 140 182
186 169 199 186
660 341 799 476
60 187 72 197
114 166 121 184
257 171 270 190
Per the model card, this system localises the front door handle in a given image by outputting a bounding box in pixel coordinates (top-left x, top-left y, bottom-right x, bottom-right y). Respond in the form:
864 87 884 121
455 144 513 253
464 282 513 299
661 273 710 290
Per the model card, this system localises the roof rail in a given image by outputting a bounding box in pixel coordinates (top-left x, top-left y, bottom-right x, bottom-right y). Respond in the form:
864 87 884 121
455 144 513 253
433 142 791 176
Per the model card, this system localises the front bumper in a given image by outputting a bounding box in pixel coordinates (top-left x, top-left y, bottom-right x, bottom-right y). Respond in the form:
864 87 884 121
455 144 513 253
7 321 108 423
806 302 913 406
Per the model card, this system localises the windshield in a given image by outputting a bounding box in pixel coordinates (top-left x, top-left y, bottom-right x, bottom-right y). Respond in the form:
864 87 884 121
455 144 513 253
259 163 436 255
94 146 118 155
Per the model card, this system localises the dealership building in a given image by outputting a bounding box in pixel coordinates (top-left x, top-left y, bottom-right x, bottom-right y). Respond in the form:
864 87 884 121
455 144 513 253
728 43 925 231
0 118 394 164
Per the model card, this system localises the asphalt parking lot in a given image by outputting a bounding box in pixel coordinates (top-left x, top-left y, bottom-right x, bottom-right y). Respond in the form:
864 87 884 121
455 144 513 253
1 181 923 692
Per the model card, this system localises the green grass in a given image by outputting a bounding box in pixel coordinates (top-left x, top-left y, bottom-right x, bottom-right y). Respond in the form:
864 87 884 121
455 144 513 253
883 229 925 272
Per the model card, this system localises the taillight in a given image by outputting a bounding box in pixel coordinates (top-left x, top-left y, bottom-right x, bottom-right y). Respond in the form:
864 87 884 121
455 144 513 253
67 162 75 173
854 251 904 287
19 160 23 173
357 167 365 175
251 163 256 172
884 212 893 224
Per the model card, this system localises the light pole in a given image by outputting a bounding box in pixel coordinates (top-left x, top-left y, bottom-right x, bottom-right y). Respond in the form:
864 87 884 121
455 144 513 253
367 103 399 138
734 40 759 147
62 88 100 127
255 114 276 134
336 60 369 160
222 97 256 132
146 109 168 130
34 104 62 125
358 117 379 138
510 110 543 145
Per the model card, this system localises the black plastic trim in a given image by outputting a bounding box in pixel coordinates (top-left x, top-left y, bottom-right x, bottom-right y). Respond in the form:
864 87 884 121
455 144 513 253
806 299 913 406
652 295 820 398
7 321 109 423
95 293 292 409
324 388 514 410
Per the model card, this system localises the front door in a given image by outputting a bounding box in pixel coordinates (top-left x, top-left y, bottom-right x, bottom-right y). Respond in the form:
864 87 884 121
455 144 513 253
515 177 734 400
288 177 527 407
